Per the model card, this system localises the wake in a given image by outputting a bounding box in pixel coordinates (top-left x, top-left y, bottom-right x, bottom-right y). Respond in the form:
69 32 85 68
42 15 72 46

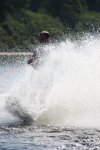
0 34 100 127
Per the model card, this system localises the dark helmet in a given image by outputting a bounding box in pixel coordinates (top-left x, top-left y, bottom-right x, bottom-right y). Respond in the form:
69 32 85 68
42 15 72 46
39 31 50 43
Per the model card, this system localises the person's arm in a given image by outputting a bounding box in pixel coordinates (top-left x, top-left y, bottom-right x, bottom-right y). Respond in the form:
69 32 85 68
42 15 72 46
27 58 33 64
27 51 37 65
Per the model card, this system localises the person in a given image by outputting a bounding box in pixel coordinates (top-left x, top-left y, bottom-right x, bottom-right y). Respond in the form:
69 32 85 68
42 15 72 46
38 31 50 43
27 31 50 65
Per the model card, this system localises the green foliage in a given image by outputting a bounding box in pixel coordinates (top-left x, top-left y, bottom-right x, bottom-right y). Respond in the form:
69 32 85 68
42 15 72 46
36 0 88 29
0 11 65 51
0 0 100 51
24 11 65 36
76 11 100 32
0 15 26 49
0 0 31 22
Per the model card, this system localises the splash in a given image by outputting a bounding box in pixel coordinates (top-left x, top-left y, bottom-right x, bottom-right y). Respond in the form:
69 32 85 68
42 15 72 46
1 34 100 127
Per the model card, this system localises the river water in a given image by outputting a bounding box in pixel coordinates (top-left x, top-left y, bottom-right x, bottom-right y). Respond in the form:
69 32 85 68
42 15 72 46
0 34 100 149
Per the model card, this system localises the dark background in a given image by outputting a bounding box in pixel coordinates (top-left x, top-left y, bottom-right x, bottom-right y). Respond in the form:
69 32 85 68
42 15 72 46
0 0 100 51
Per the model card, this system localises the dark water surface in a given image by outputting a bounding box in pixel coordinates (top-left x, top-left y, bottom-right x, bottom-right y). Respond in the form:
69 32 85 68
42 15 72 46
0 125 100 150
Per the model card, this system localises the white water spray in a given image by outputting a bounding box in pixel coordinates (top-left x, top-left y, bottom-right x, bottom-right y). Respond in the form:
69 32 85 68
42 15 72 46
0 34 100 127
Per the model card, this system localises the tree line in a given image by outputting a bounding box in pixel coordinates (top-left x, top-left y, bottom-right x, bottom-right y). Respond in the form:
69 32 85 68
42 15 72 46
0 0 100 51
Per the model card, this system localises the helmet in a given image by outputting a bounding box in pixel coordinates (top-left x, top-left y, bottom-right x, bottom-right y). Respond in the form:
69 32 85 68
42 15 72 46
40 31 49 37
40 31 49 35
